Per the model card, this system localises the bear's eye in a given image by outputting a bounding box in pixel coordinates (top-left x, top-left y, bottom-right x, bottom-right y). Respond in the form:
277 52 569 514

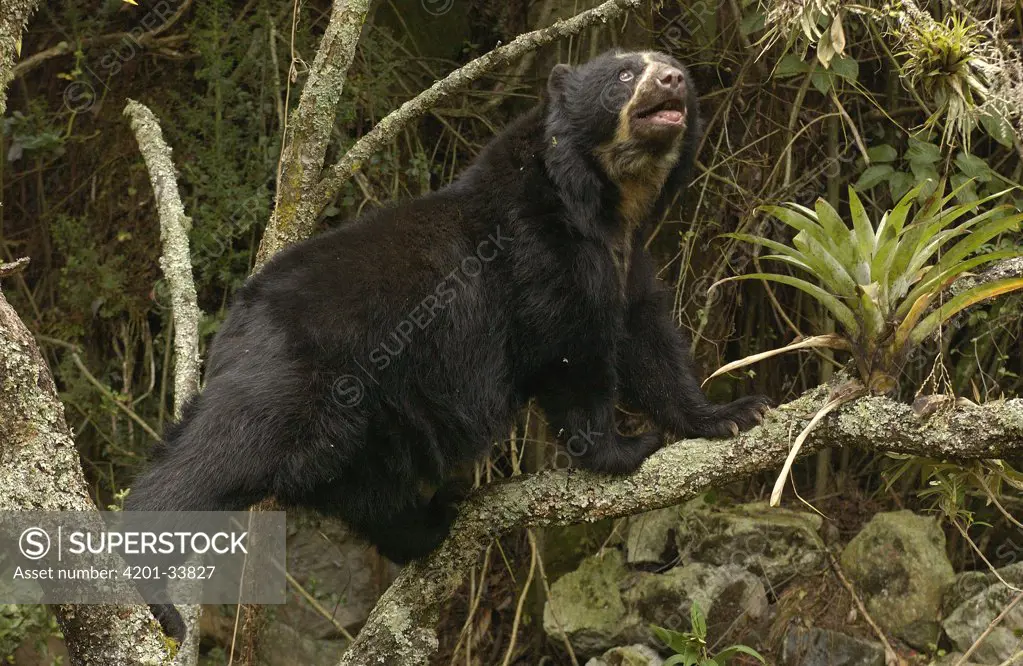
618 70 634 82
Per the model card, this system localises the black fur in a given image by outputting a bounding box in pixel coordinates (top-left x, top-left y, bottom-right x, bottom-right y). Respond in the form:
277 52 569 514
129 49 770 641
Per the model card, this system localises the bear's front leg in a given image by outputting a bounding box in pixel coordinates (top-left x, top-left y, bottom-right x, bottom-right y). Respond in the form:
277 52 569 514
535 355 663 475
618 289 771 438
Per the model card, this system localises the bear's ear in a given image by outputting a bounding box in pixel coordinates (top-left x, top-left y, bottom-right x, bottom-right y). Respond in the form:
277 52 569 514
547 63 572 99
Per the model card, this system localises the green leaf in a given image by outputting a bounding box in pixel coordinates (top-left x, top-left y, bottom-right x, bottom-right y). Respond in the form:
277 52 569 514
867 144 898 163
848 186 875 268
774 54 810 78
831 55 859 82
909 278 1023 345
856 165 894 190
739 8 766 35
955 152 995 182
811 68 835 94
895 249 1023 321
906 137 941 165
663 655 698 666
716 273 860 335
980 110 1014 148
690 602 707 640
715 644 768 664
887 172 916 201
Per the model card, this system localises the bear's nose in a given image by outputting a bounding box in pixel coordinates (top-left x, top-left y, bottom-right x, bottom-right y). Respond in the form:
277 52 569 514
655 65 684 91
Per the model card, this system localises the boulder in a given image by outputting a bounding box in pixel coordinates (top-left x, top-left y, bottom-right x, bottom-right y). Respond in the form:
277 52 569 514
544 550 631 656
626 506 682 565
621 562 768 645
840 510 954 649
781 626 885 666
928 654 986 666
675 501 826 589
585 644 664 666
942 563 1023 663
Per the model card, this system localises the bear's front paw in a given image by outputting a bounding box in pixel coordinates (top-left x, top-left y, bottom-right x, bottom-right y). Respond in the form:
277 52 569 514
686 395 772 438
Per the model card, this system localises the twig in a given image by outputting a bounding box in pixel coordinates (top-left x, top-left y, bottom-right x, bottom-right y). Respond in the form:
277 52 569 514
11 0 194 78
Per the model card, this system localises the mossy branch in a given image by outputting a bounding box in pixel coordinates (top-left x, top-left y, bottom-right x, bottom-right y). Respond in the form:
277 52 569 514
339 386 1023 665
255 0 643 265
124 99 202 415
255 0 371 268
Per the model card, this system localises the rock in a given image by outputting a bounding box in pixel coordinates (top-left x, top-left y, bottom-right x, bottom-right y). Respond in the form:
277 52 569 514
941 563 1023 663
840 510 954 649
781 626 885 666
928 653 986 666
626 506 682 565
258 622 347 666
585 644 664 666
621 562 769 645
544 550 631 656
944 562 1023 612
545 520 616 580
278 511 398 638
675 501 826 589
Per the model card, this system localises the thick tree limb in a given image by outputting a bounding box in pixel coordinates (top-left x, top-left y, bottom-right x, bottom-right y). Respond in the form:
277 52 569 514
0 290 172 664
338 386 1023 665
0 0 41 117
124 99 204 665
255 0 371 267
255 0 642 265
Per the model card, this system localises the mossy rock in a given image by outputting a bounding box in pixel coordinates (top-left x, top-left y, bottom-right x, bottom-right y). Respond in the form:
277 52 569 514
584 644 664 666
840 510 954 649
674 501 826 587
543 550 631 657
620 562 768 646
941 563 1023 663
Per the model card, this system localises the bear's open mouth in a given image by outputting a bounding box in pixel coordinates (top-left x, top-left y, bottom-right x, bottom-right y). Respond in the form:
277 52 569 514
634 98 686 127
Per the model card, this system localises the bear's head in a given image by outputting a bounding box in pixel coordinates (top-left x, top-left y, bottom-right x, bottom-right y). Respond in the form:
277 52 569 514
545 49 699 184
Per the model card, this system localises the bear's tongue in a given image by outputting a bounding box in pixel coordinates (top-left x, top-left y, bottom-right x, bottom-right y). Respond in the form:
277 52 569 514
649 109 684 124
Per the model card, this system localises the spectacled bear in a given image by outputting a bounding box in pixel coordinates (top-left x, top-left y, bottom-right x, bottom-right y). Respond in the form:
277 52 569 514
129 49 771 641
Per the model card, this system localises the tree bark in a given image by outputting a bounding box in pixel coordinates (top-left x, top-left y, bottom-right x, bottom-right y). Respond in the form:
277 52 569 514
0 0 41 117
338 385 1023 665
0 287 172 664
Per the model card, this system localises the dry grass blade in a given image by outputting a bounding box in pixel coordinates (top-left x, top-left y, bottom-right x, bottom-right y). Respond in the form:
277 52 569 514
702 334 851 387
770 381 867 507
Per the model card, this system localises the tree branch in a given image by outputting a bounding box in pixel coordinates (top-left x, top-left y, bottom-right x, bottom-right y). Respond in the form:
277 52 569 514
255 0 642 265
255 0 371 268
125 99 201 413
0 291 172 664
124 98 204 665
338 386 1023 665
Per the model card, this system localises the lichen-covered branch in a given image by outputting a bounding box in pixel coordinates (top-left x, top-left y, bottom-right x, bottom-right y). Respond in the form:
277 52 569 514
0 0 42 117
339 386 1023 665
255 0 642 264
0 289 172 665
254 0 371 268
125 99 201 413
124 98 204 666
